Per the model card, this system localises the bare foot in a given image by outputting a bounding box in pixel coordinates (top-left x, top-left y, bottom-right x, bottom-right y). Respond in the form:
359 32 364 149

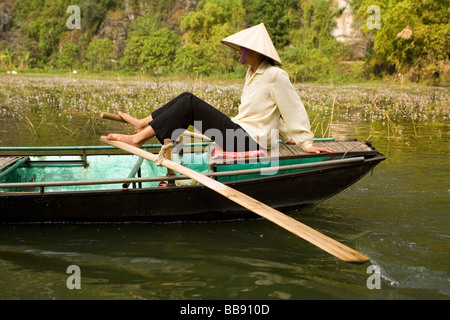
107 125 156 148
118 111 149 133
106 133 145 148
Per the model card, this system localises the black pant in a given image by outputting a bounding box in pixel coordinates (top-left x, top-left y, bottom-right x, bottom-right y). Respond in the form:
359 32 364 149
150 92 260 152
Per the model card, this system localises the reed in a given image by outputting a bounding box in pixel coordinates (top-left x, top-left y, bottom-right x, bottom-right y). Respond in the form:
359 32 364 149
24 116 39 137
0 75 447 146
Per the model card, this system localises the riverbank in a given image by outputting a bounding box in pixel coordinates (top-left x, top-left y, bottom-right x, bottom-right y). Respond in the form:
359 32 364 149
2 68 448 88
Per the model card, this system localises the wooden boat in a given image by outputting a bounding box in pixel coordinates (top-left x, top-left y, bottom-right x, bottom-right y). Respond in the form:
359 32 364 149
0 139 386 224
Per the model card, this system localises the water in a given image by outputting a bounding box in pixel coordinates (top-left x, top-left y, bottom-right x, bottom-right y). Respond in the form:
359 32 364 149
0 75 449 300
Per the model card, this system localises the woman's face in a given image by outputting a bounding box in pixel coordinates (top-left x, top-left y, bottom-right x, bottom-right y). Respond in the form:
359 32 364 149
239 47 263 66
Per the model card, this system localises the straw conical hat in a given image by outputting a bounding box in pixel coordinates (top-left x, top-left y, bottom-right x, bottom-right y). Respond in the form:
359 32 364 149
221 23 282 65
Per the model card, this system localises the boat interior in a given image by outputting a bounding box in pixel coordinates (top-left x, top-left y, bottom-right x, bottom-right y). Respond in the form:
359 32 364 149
0 140 379 193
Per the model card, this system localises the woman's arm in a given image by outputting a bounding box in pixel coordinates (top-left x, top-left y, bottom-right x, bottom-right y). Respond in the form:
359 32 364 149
271 70 314 150
272 70 334 154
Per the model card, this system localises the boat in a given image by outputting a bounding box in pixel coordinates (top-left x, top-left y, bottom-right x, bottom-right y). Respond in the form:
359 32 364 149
0 139 386 224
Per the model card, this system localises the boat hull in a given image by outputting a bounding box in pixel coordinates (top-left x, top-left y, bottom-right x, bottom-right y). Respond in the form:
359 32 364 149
0 154 385 224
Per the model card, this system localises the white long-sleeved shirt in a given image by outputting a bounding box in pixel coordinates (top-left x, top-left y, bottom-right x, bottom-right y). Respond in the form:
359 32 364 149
232 61 314 150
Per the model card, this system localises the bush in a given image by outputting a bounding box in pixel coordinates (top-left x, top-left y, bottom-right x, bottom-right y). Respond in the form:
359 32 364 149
85 38 115 71
176 0 245 76
56 43 80 71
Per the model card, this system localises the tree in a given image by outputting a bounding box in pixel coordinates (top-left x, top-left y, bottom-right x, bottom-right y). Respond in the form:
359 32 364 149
14 0 78 67
80 0 120 32
122 35 146 71
176 0 246 75
282 0 346 82
121 12 181 73
243 0 300 48
121 13 160 71
85 38 115 71
140 28 181 73
352 0 450 82
56 43 80 70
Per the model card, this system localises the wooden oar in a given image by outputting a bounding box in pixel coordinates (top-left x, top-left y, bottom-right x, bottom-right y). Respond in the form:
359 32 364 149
100 136 370 263
100 112 213 141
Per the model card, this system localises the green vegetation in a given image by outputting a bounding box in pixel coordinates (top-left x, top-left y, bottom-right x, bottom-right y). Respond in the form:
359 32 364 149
0 0 448 84
1 74 447 147
352 0 449 84
282 0 350 82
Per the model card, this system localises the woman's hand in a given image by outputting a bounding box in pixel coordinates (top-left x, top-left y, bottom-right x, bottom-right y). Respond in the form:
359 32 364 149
305 146 335 154
286 139 296 145
287 139 335 154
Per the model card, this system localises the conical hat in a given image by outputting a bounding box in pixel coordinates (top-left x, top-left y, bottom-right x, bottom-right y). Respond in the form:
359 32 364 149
221 23 282 66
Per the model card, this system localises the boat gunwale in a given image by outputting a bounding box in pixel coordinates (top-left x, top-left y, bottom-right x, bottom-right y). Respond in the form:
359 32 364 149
0 138 337 156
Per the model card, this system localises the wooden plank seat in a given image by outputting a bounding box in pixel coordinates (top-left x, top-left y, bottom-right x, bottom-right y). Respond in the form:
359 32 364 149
0 157 26 171
210 140 377 167
270 140 377 159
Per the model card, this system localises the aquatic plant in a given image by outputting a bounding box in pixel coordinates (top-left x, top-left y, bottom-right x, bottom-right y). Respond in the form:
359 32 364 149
0 75 448 147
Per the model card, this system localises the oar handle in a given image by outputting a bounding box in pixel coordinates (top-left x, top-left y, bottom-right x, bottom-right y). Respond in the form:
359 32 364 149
100 112 126 123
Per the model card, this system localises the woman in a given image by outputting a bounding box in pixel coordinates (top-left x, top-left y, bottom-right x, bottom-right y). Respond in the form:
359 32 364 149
107 23 334 154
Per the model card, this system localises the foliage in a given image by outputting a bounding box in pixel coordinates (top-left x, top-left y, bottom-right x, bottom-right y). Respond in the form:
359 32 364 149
12 0 73 66
85 38 116 71
282 0 347 82
180 0 246 44
79 0 121 31
243 0 301 49
352 0 450 83
4 0 448 83
176 0 246 75
140 28 180 73
122 13 181 73
56 43 80 70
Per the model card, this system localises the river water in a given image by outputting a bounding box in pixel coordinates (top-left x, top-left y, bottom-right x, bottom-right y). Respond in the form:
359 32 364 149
0 76 448 301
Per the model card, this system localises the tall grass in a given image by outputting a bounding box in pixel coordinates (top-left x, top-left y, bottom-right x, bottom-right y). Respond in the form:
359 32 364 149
0 74 448 147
